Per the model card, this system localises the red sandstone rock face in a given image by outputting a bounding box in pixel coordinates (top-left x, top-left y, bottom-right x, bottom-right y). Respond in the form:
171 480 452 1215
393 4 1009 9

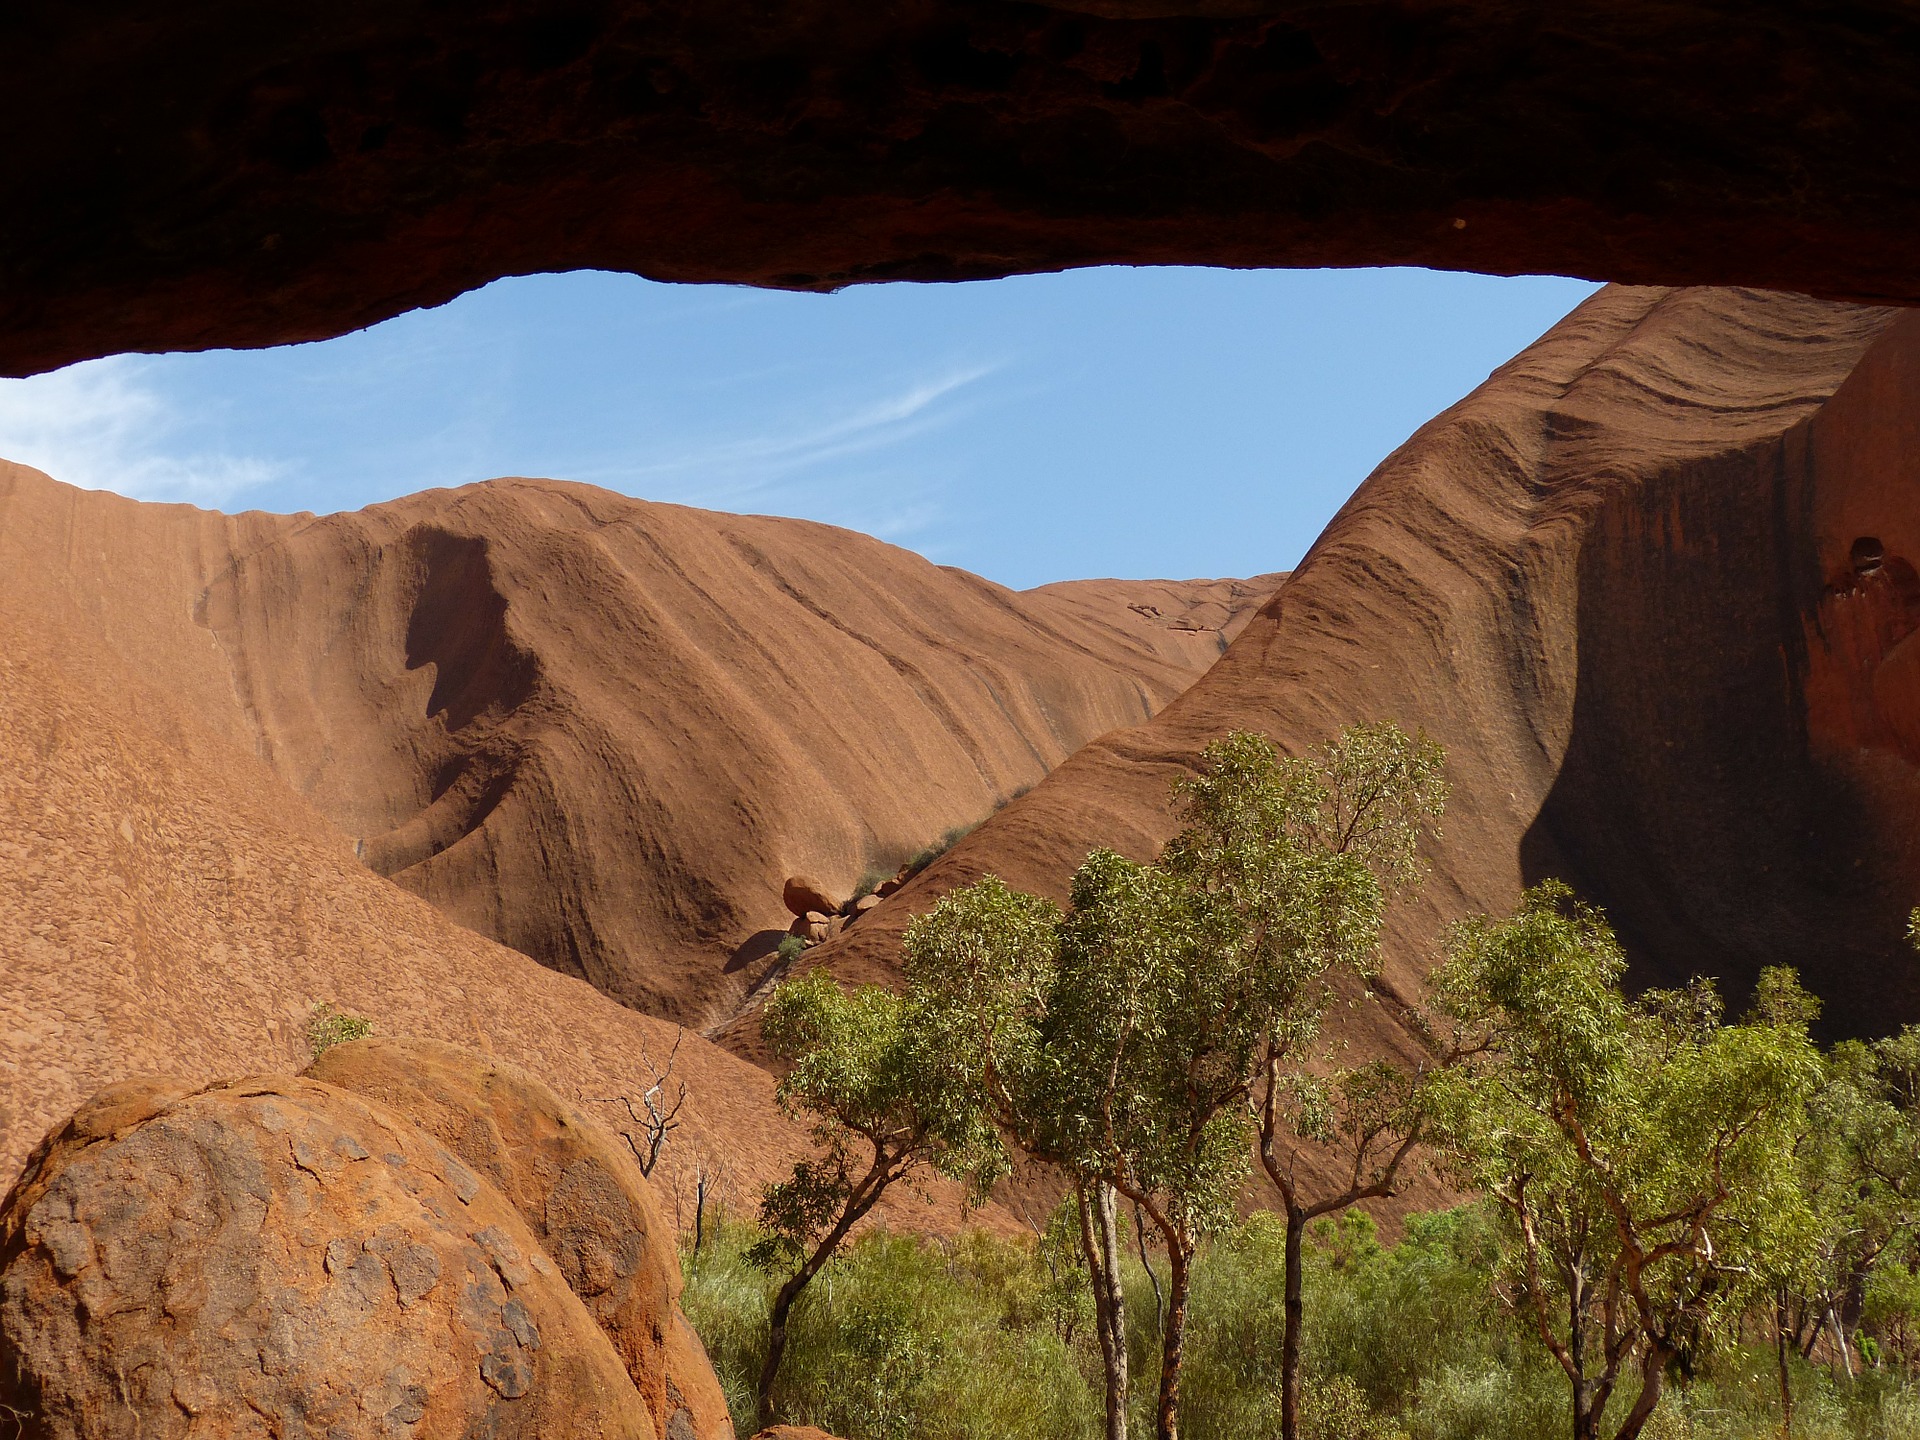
0 456 1255 1223
303 1038 734 1440
780 287 1920 1074
0 475 1034 1243
191 478 1268 1027
0 1074 657 1440
4 3 1920 376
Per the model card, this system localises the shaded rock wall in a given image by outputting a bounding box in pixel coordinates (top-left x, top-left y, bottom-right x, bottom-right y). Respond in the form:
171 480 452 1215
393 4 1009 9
6 2 1920 375
1525 302 1920 1031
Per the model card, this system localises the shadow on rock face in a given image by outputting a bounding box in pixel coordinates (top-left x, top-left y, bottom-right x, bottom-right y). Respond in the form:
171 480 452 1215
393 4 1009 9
0 1039 735 1440
1522 313 1920 1039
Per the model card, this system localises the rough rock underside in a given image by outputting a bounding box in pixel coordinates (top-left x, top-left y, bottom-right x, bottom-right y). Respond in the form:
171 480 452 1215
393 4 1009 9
7 1 1920 375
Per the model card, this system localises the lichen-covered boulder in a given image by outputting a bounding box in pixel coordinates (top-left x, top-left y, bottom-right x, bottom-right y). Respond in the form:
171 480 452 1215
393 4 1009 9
305 1036 732 1440
0 1075 653 1439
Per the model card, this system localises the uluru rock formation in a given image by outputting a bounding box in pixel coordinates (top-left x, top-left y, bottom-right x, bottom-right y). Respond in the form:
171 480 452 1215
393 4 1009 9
0 454 1268 1195
7 3 1920 375
779 285 1920 1054
192 476 1274 1024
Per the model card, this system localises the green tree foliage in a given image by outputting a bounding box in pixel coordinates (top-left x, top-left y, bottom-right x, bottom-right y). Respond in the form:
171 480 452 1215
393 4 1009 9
751 968 1009 1424
906 724 1446 1440
1772 1024 1920 1431
1430 883 1825 1440
1195 723 1448 1440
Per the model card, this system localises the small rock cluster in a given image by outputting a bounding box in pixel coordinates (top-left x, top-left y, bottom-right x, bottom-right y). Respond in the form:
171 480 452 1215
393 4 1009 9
780 868 907 948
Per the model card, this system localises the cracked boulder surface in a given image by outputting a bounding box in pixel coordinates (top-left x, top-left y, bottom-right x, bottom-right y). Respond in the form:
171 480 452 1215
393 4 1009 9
304 1037 732 1440
0 1071 661 1440
6 0 1920 376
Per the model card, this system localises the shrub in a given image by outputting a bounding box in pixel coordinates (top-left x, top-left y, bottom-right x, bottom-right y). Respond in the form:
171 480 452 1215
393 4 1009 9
307 1003 371 1058
680 1205 1920 1440
682 1218 1099 1440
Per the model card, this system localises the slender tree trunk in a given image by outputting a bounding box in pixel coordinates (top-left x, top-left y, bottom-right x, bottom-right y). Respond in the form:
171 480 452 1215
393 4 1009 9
758 1266 811 1427
1078 1181 1128 1440
1612 1345 1668 1440
1135 1200 1166 1336
1155 1233 1193 1440
1571 1388 1599 1440
1567 1299 1596 1440
1776 1291 1795 1438
1829 1305 1856 1381
1097 1181 1130 1439
756 1164 894 1426
1280 1204 1306 1440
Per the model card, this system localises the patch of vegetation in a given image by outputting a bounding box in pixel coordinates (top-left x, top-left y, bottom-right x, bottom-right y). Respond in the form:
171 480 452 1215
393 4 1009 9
683 1215 1098 1440
684 1204 1920 1440
850 787 1036 902
775 934 809 964
738 724 1920 1440
307 1003 372 1058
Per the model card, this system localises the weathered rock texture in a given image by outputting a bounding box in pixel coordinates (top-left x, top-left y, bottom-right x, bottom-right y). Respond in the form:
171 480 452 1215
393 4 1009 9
779 286 1920 1066
0 454 1259 1204
0 1074 659 1439
0 471 1060 1247
193 477 1267 1024
5 2 1920 375
304 1038 733 1440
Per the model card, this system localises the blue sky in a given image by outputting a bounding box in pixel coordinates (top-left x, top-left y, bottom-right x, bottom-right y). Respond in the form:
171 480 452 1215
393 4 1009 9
0 266 1597 589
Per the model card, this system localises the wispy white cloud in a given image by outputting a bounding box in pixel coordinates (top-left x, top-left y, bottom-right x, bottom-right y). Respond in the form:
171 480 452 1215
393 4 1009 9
588 363 1002 510
0 357 283 507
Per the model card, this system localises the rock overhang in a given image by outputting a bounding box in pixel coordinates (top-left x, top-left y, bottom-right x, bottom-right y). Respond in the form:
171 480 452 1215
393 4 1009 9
4 0 1920 375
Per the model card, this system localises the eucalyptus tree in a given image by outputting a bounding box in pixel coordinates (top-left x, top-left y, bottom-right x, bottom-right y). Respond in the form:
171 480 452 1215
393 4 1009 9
1431 884 1824 1440
906 723 1446 1440
1773 1023 1920 1429
748 968 1007 1425
1175 723 1447 1440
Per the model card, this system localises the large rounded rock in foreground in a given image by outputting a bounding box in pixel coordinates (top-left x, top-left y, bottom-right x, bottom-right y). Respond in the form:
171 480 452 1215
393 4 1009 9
0 1074 654 1439
305 1037 732 1440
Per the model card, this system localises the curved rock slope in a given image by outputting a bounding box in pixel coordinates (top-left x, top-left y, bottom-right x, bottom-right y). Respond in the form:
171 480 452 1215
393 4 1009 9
195 477 1274 1025
0 458 1264 1195
785 286 1920 1052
